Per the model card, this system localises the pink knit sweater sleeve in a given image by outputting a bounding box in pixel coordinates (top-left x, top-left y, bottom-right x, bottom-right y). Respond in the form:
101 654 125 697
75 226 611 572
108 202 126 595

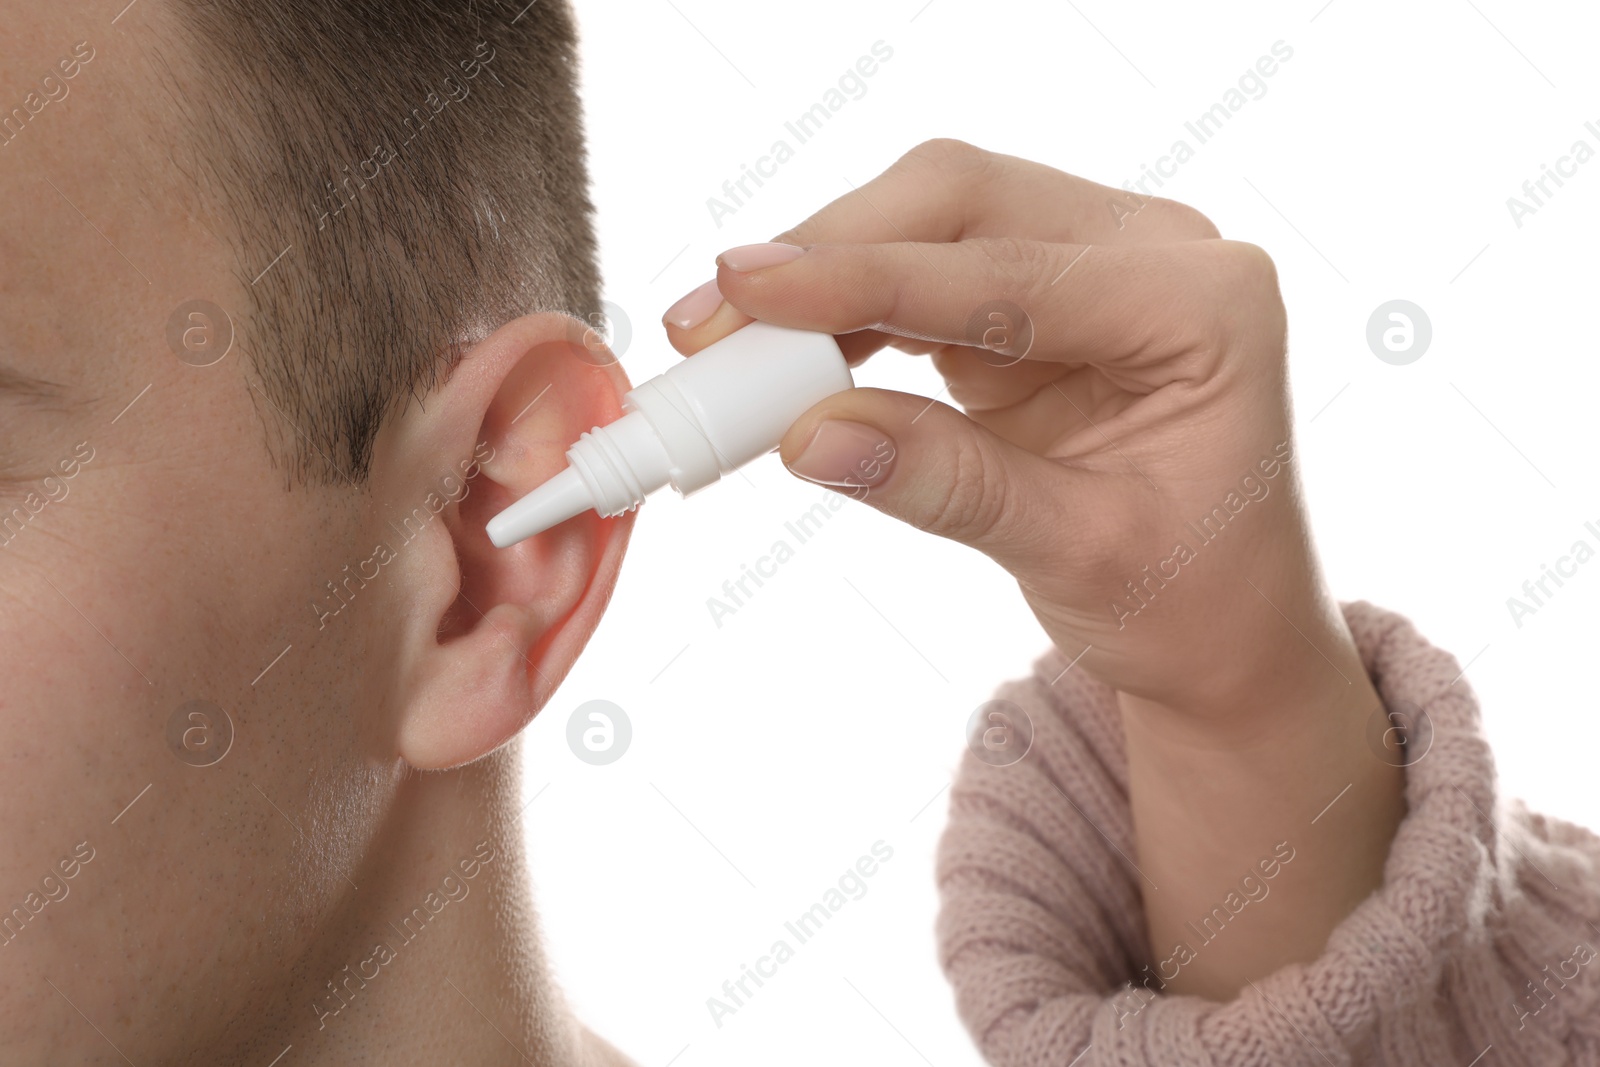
935 600 1600 1066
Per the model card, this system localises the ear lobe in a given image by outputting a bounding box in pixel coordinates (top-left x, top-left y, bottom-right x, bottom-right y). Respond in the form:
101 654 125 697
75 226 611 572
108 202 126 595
376 312 634 770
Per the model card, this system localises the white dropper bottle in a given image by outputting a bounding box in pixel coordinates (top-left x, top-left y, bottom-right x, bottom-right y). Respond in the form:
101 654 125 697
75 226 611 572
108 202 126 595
486 320 854 548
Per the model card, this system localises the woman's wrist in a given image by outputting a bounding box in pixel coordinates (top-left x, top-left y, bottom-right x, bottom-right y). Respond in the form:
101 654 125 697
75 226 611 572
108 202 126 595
1113 600 1408 999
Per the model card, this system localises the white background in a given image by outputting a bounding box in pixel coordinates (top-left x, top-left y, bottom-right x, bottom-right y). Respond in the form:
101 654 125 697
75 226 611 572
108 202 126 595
524 2 1600 1064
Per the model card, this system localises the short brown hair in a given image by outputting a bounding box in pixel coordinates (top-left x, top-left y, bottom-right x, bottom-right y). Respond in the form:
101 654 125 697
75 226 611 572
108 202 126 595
164 0 600 485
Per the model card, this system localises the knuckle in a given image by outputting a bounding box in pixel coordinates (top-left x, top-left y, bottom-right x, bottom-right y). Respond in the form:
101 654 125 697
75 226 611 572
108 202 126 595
901 137 995 182
1223 241 1285 325
970 234 1046 274
1112 191 1220 240
1206 241 1288 365
1219 240 1279 291
1157 199 1222 240
967 235 1054 300
917 432 1012 543
1121 195 1221 240
783 139 997 247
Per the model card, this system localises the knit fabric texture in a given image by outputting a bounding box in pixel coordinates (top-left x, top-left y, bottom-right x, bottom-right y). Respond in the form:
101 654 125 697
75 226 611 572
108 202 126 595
936 600 1600 1066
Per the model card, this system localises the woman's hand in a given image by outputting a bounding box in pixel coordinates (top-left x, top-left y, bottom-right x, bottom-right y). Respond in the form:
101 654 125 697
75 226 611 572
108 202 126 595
667 139 1341 726
664 139 1406 1000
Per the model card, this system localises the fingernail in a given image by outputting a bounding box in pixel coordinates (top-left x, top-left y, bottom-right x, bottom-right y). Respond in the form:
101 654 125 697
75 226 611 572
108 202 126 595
717 242 806 272
787 420 896 490
662 279 723 330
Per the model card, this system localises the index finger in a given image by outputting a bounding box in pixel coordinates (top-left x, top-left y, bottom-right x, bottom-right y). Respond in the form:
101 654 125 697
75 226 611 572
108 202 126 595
664 139 1219 358
776 138 1219 249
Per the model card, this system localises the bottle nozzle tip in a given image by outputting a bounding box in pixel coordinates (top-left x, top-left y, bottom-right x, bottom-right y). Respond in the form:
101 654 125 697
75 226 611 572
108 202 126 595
486 467 595 548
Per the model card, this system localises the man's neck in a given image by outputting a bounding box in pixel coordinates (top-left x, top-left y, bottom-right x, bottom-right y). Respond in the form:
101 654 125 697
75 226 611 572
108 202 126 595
209 744 630 1066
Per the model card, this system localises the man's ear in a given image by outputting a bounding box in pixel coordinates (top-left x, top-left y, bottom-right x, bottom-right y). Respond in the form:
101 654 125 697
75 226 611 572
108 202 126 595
371 312 634 770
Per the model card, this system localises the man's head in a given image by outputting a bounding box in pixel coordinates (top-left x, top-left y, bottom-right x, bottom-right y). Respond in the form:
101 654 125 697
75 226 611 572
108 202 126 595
0 1 632 1061
169 0 606 485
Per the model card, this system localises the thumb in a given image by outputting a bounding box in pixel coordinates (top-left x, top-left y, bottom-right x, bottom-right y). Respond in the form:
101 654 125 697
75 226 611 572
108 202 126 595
777 387 1074 575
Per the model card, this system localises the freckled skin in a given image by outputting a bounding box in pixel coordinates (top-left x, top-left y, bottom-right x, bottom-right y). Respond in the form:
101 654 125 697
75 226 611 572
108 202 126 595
0 7 632 1065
